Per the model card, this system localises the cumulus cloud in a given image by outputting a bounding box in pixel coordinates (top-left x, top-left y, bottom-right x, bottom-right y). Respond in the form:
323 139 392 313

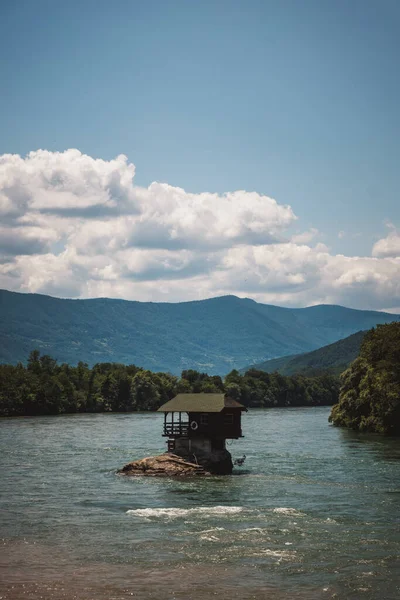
0 149 399 311
0 225 58 256
0 149 138 218
372 225 400 258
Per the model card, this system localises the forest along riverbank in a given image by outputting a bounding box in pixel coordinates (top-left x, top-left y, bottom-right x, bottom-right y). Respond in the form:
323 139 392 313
0 351 339 416
0 408 399 600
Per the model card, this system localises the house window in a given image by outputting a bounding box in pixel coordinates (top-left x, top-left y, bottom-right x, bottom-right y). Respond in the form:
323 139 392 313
224 413 234 425
200 414 209 425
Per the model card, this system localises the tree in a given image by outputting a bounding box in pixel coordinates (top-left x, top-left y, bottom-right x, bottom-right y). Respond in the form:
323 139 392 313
329 323 400 435
131 371 160 411
27 349 41 375
0 351 340 417
100 374 119 411
116 372 134 411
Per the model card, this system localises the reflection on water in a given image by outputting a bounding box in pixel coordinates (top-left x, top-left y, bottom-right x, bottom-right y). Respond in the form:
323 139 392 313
339 428 400 463
0 408 399 599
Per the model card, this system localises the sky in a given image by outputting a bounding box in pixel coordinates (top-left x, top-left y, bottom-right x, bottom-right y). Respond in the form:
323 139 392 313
0 0 399 310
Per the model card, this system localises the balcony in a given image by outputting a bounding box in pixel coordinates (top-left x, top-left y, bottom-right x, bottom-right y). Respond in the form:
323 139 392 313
163 422 189 437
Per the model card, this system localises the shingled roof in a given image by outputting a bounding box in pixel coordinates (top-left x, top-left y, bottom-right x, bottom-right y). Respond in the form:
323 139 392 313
157 393 247 413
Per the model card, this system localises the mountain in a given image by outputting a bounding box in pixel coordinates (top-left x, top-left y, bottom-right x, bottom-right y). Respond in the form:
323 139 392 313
240 330 367 376
0 289 399 375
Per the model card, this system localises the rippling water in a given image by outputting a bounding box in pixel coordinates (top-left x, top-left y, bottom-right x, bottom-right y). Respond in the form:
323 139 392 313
0 408 399 599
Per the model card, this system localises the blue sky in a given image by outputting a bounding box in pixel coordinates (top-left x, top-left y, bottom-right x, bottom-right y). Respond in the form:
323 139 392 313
0 0 399 309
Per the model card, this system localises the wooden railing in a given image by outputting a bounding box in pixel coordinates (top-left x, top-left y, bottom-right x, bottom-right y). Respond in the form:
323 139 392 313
163 422 189 437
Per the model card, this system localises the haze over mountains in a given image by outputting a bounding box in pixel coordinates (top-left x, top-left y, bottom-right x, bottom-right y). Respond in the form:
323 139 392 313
1 289 399 375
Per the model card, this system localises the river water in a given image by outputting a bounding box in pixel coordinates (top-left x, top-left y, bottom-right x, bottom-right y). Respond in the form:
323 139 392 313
0 408 399 600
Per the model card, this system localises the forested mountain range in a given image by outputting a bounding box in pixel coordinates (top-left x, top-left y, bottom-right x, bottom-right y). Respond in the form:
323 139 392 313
241 330 367 377
1 289 399 375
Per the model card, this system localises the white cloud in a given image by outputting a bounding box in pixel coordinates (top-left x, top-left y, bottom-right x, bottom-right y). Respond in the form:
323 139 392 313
0 150 138 220
0 149 399 311
0 224 58 256
291 228 319 245
372 226 400 258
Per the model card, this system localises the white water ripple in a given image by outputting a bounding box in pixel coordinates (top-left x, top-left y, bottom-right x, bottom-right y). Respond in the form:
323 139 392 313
126 506 247 520
272 507 305 517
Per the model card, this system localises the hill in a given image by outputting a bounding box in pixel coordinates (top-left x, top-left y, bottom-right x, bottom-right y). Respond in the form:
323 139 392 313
0 289 399 375
241 330 367 376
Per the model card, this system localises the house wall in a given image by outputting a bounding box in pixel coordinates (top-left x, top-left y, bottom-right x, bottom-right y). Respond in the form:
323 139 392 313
187 409 243 439
174 437 212 454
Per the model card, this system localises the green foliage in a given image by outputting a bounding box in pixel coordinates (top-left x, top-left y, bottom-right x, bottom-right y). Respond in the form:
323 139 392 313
237 369 339 408
131 371 160 411
0 350 339 417
329 323 400 435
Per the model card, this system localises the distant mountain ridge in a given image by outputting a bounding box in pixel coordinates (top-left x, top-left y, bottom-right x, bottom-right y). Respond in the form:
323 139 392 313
240 330 367 376
0 289 399 375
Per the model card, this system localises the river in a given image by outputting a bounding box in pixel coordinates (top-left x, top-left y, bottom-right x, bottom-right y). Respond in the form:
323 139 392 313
0 407 399 599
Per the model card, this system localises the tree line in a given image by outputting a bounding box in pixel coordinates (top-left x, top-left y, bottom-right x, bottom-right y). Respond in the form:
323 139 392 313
0 350 339 417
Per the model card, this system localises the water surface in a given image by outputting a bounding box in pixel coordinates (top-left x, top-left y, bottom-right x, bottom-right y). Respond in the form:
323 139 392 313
0 408 399 599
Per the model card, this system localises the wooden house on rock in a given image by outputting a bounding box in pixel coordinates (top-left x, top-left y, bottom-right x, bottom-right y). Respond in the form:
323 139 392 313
157 393 247 474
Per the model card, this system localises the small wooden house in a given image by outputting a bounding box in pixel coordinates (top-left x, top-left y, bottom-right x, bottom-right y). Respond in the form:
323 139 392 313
157 393 247 455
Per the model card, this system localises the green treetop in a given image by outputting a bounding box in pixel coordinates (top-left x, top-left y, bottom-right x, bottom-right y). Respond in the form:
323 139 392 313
329 322 400 435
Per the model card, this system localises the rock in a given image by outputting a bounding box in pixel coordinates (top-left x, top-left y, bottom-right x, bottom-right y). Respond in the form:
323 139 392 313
119 448 234 477
118 453 210 477
174 448 233 475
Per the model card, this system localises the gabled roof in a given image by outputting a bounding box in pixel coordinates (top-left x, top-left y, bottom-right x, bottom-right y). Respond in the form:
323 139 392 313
157 393 247 413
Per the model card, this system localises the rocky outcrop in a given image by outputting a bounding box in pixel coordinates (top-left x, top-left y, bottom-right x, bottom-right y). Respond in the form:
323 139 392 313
174 448 233 475
119 453 210 477
119 448 234 477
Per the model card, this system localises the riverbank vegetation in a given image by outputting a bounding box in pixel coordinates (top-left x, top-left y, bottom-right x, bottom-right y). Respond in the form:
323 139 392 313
329 323 400 435
0 350 339 417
